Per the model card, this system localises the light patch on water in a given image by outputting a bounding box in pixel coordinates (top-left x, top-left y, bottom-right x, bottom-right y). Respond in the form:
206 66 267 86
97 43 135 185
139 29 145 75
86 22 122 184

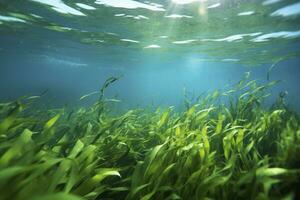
76 3 96 10
31 0 85 16
60 27 73 31
125 15 134 18
251 30 300 42
120 39 140 43
106 32 118 35
115 14 149 20
95 0 165 11
238 11 255 16
115 14 126 17
165 14 193 19
159 35 168 39
173 39 197 44
271 2 300 17
144 45 161 49
41 55 87 68
207 3 221 9
46 25 78 32
171 0 198 5
185 56 207 71
149 3 164 8
0 15 26 23
263 0 282 6
106 32 118 36
135 15 149 19
202 32 262 42
222 58 240 62
30 14 43 18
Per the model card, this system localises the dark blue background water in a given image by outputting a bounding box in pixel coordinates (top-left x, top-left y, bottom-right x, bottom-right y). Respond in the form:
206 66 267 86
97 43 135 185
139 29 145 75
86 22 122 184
1 53 299 110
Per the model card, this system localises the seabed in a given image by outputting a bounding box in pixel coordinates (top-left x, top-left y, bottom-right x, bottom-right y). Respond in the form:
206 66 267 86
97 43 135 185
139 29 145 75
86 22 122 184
0 75 299 200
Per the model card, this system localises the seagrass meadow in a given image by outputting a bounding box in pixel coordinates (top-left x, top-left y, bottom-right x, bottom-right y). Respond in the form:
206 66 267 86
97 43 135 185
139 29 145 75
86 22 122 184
0 74 299 200
1 0 300 200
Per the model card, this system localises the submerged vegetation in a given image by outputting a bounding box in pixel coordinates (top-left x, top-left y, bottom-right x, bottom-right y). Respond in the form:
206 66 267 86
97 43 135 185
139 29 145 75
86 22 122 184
0 74 299 200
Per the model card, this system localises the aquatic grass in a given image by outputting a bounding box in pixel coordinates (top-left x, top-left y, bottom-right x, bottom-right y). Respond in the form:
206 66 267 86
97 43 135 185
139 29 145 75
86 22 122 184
0 74 299 200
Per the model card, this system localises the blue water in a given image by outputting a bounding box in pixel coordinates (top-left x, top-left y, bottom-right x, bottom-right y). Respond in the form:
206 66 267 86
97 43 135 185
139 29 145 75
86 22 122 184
0 0 300 109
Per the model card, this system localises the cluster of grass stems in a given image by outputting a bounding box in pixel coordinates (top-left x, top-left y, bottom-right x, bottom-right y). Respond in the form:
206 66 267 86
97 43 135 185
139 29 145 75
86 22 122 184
0 74 299 200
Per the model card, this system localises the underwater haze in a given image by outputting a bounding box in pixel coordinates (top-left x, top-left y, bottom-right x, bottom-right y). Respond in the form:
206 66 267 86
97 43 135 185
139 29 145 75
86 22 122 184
0 0 300 200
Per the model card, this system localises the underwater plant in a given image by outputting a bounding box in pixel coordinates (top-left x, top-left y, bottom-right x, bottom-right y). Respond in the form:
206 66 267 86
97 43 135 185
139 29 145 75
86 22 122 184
0 74 299 200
